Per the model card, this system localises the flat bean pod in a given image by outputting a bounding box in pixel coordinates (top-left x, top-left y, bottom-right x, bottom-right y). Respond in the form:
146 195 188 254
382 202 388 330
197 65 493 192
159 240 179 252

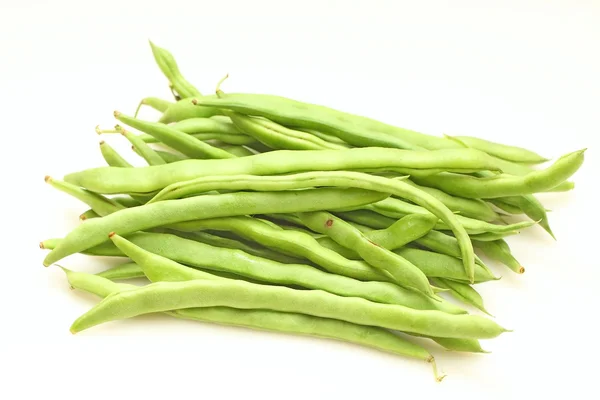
70 278 509 339
62 268 443 380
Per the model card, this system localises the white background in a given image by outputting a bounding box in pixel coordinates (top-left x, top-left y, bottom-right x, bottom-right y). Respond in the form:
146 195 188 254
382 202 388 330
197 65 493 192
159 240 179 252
1 0 599 398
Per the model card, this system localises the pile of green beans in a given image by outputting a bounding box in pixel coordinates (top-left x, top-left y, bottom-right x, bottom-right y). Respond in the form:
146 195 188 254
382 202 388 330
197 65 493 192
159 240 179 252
40 41 586 382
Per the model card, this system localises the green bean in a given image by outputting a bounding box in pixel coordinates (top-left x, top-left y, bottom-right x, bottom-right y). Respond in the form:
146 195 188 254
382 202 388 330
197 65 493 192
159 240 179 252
70 278 509 339
545 181 575 192
430 278 491 315
109 233 221 282
498 195 554 239
404 180 499 222
62 268 444 380
299 211 433 296
99 141 132 168
473 239 524 274
448 135 548 164
148 41 201 99
44 176 125 216
364 197 538 235
139 170 476 282
426 336 489 353
66 148 505 195
170 117 240 134
411 149 585 198
42 188 389 266
159 98 220 124
176 216 390 282
115 127 166 165
192 92 450 150
171 230 306 265
134 97 173 118
115 112 234 160
226 111 346 151
394 248 499 283
96 262 146 280
414 231 486 267
317 214 438 260
79 209 99 221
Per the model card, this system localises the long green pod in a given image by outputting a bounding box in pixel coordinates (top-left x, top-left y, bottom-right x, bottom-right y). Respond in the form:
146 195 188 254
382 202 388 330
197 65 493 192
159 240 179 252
299 211 434 296
216 144 254 157
473 239 524 274
449 135 548 164
66 148 504 195
404 180 499 222
62 268 443 380
333 210 397 229
430 278 491 315
227 111 346 151
293 127 351 146
414 231 487 267
99 141 132 168
412 149 585 198
44 176 125 216
394 248 499 283
70 278 509 339
115 112 234 159
79 209 99 221
117 128 166 165
191 92 454 150
170 117 241 134
43 188 389 266
151 150 188 163
148 41 201 98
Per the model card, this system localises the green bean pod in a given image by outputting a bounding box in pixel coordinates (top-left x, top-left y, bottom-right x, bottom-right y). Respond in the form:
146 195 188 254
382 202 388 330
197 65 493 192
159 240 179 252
449 135 548 164
412 149 585 198
148 41 201 99
134 97 173 118
159 98 220 124
45 176 125 217
96 262 146 280
70 278 509 339
42 188 389 266
115 112 234 159
62 268 444 380
473 239 524 274
430 278 491 315
117 128 166 165
498 195 554 239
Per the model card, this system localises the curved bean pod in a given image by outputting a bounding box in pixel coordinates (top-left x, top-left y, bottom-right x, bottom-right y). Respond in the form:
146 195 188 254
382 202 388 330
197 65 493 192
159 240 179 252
411 149 585 198
498 195 554 239
140 132 256 146
116 128 166 165
115 112 234 159
70 278 509 339
99 141 132 168
62 268 443 380
430 278 491 315
148 41 201 99
44 176 124 217
159 98 219 124
66 148 506 195
79 209 99 221
42 188 389 266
